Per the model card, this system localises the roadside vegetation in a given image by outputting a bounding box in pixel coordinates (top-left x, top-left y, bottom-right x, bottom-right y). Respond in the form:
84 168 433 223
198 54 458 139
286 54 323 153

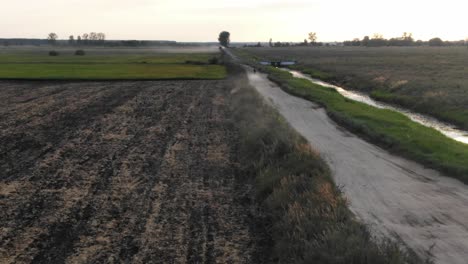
229 64 424 263
240 46 468 130
241 61 468 184
0 51 225 79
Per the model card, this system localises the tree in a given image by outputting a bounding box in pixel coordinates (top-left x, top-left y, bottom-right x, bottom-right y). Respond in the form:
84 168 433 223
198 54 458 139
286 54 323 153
218 31 230 47
269 38 273 47
429 37 444 46
402 32 413 41
308 32 317 44
47 33 58 45
77 36 82 45
351 38 361 46
362 36 370 47
89 32 98 44
401 32 414 46
97 33 106 42
82 33 89 45
369 33 387 47
68 35 75 45
372 33 383 39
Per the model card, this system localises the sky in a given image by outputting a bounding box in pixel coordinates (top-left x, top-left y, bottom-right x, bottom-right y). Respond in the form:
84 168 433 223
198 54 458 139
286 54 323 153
0 0 467 42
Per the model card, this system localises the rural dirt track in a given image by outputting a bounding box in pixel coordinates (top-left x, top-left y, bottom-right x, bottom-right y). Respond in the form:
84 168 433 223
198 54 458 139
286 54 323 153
0 80 267 263
245 68 468 264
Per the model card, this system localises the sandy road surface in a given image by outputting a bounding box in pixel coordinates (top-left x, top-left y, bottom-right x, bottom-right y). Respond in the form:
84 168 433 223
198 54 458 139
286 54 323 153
245 68 468 264
0 80 266 263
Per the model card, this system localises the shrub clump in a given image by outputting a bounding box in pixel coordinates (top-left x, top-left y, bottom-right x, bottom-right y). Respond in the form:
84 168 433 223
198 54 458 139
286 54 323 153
208 57 219 64
75 50 85 56
185 60 205 65
49 51 59 56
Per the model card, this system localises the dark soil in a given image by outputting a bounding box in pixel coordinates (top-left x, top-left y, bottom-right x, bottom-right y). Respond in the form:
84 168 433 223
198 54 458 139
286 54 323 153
0 80 267 263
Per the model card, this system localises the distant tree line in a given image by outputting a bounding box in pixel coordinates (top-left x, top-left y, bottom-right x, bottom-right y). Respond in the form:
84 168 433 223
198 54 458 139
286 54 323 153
265 32 328 48
344 33 468 47
254 32 468 48
1 38 45 46
45 32 106 46
0 32 177 47
243 42 263 48
67 32 106 46
262 41 328 48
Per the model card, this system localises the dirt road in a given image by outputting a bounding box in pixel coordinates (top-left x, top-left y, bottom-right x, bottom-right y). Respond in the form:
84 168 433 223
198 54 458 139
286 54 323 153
0 80 266 263
245 68 468 264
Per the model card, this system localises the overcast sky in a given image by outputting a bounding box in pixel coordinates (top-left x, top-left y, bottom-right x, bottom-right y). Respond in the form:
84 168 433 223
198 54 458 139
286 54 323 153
1 0 466 42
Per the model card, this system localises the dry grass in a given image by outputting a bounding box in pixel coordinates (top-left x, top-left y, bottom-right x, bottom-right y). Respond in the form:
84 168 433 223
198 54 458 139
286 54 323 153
229 63 425 263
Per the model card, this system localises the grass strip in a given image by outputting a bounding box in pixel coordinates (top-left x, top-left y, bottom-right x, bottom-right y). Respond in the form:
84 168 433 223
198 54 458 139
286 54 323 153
290 64 468 131
236 47 468 130
263 67 468 184
0 53 226 80
228 64 424 263
0 64 226 80
369 89 468 130
0 53 217 64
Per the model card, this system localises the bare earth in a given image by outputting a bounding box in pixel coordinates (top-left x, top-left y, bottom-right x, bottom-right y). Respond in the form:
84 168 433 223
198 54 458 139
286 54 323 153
0 80 265 263
245 67 468 264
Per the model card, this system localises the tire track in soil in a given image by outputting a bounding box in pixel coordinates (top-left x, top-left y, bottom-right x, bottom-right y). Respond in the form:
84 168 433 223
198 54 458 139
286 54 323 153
2 82 184 263
0 82 43 102
0 80 267 264
131 82 263 263
65 82 203 263
0 82 64 108
0 82 109 128
131 83 213 264
0 83 130 225
0 82 140 181
0 83 146 245
1 82 152 263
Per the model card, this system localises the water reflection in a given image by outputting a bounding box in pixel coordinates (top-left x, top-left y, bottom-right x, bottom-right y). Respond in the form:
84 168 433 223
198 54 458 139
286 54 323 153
284 69 468 145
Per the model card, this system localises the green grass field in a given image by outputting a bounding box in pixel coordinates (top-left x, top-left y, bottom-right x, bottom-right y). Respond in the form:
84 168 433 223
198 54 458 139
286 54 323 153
240 46 468 130
0 49 226 79
264 67 468 183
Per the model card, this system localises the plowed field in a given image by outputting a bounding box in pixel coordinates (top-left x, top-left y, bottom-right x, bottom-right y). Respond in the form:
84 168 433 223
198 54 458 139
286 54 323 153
0 80 266 263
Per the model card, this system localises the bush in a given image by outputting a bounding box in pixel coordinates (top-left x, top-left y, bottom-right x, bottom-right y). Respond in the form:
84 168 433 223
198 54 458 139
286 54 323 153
49 51 59 56
185 60 205 65
75 50 85 56
208 57 219 64
429 38 444 47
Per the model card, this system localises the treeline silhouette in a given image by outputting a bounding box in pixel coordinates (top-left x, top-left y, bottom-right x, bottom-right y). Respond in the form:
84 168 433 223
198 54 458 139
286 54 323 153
0 32 178 47
344 33 467 47
1 37 177 47
67 32 107 46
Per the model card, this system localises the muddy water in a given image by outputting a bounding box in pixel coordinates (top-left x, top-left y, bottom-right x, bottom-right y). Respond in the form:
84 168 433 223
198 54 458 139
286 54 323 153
283 69 468 144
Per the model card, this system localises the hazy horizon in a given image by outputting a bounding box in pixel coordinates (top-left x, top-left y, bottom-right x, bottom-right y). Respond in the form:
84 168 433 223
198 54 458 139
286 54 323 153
1 0 467 42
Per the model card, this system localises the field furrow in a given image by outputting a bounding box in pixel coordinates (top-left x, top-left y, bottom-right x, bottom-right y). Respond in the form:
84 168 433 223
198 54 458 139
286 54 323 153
0 80 265 264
